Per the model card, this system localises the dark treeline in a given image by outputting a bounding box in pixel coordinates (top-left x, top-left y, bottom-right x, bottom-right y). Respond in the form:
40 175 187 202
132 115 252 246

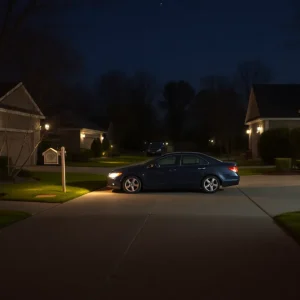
0 0 276 156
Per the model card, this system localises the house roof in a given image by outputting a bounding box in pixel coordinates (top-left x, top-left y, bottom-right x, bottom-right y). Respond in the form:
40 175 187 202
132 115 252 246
252 84 300 119
49 110 108 131
0 82 44 117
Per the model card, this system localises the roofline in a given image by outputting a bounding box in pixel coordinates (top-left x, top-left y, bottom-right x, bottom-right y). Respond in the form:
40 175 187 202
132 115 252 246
0 82 45 118
0 107 45 119
0 82 23 102
0 128 34 133
245 117 300 125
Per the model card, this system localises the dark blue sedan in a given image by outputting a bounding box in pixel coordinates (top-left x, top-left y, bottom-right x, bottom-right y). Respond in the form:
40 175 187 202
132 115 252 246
107 152 239 194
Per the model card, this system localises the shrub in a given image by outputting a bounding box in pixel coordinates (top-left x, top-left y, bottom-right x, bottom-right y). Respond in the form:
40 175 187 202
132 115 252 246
275 158 292 171
91 138 102 157
102 136 110 151
0 156 12 170
258 128 291 164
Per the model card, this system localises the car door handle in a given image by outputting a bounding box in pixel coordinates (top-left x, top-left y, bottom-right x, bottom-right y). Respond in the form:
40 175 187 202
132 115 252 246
198 167 206 170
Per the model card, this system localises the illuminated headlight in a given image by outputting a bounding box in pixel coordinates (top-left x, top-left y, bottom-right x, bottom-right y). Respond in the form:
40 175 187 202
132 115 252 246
108 172 122 179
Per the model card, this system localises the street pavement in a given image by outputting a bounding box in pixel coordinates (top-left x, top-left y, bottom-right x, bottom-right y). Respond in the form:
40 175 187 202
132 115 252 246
0 176 300 299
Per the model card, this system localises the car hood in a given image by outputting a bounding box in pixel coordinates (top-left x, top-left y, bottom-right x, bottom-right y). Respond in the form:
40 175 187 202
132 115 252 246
110 162 145 173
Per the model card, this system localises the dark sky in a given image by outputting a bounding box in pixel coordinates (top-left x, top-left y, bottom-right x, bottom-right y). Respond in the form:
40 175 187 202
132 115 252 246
51 0 298 88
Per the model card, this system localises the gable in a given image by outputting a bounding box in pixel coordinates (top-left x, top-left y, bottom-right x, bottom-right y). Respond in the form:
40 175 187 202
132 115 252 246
245 87 260 124
0 83 44 117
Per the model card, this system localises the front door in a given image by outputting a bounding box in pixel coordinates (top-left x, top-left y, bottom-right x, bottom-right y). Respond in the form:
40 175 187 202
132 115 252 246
176 154 209 188
144 154 180 189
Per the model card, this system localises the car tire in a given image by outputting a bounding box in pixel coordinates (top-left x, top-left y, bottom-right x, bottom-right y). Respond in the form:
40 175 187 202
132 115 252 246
122 176 142 194
201 175 220 193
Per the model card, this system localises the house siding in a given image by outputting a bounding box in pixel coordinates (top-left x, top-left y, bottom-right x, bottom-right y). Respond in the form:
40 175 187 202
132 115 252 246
0 111 39 130
245 88 260 123
268 120 300 129
0 85 40 114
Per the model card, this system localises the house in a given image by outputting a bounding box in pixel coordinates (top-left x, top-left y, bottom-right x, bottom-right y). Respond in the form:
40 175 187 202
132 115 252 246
44 110 110 154
0 82 45 166
245 84 300 158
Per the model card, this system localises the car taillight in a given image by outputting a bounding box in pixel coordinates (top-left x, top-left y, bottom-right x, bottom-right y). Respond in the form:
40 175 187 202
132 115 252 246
228 166 238 173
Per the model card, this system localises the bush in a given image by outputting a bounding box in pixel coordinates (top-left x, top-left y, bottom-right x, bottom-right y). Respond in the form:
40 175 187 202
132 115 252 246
275 158 292 171
258 128 291 164
91 138 102 157
0 156 12 170
102 135 110 151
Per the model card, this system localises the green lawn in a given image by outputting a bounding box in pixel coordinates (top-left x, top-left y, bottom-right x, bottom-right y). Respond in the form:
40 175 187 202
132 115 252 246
0 172 107 203
0 210 31 229
274 212 300 242
67 155 150 168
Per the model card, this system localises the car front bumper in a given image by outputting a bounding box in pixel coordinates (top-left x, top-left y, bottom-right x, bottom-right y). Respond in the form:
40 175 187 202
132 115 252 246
107 177 122 190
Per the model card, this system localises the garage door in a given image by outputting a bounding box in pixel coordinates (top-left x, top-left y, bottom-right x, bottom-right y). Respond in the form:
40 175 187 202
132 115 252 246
0 132 33 166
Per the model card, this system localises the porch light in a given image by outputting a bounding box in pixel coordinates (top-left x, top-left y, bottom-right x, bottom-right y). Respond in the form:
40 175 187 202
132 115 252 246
246 129 251 134
257 126 262 134
100 135 104 142
45 123 50 131
81 133 85 138
165 142 169 146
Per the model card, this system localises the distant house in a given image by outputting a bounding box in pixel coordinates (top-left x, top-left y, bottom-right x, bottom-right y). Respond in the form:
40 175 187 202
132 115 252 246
0 82 45 166
44 110 111 154
245 84 300 158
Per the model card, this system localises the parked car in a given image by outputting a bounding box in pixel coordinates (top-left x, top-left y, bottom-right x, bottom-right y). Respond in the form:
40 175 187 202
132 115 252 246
146 141 167 156
107 152 239 194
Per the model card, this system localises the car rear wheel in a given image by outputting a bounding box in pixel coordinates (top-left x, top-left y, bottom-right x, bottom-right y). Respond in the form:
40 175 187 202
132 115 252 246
202 176 220 193
122 176 142 194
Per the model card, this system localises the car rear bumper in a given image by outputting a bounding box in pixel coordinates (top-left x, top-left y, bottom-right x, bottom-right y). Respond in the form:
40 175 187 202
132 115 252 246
222 178 240 187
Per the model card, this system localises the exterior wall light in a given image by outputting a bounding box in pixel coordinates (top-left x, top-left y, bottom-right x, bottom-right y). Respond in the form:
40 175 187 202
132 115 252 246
81 133 85 138
45 123 50 131
100 135 104 142
246 129 251 134
257 126 262 134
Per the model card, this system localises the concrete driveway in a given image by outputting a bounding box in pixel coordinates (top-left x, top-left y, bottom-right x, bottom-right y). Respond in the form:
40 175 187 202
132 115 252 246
1 176 300 299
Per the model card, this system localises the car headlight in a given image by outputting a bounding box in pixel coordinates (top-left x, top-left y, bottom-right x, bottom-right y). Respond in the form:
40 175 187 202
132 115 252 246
108 172 122 179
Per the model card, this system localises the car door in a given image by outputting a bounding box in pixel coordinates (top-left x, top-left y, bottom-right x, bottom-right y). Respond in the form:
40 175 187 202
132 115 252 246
143 154 180 189
176 154 209 188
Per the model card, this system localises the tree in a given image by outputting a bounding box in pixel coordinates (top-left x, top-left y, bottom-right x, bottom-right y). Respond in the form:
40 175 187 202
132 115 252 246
91 138 102 157
96 70 158 150
235 60 273 103
192 85 245 156
161 81 195 145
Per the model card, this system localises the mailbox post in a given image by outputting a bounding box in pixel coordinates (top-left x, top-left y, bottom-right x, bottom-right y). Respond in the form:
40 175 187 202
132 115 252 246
61 146 66 193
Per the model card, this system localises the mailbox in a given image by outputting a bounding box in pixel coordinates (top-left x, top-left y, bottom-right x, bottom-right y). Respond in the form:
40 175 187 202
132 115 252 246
42 148 60 165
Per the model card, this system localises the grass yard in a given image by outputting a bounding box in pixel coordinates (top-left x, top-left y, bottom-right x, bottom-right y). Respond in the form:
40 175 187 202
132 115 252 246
0 172 107 203
0 210 31 229
274 212 300 243
67 155 150 168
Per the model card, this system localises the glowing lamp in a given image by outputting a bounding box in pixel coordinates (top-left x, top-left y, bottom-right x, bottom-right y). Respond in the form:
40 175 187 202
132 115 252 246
81 133 86 138
45 123 50 131
246 129 251 134
257 126 262 134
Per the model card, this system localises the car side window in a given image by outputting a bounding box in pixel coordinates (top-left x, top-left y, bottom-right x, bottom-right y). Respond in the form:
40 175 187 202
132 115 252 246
181 155 208 166
157 155 177 166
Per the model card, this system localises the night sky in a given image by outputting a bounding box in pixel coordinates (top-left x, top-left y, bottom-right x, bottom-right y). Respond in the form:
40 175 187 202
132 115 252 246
51 0 299 88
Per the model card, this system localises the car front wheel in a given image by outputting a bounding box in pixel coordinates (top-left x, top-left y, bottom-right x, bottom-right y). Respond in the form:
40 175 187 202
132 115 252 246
122 176 142 194
202 176 220 193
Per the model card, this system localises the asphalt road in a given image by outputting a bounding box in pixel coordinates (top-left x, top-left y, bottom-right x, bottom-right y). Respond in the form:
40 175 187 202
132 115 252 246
1 178 300 299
